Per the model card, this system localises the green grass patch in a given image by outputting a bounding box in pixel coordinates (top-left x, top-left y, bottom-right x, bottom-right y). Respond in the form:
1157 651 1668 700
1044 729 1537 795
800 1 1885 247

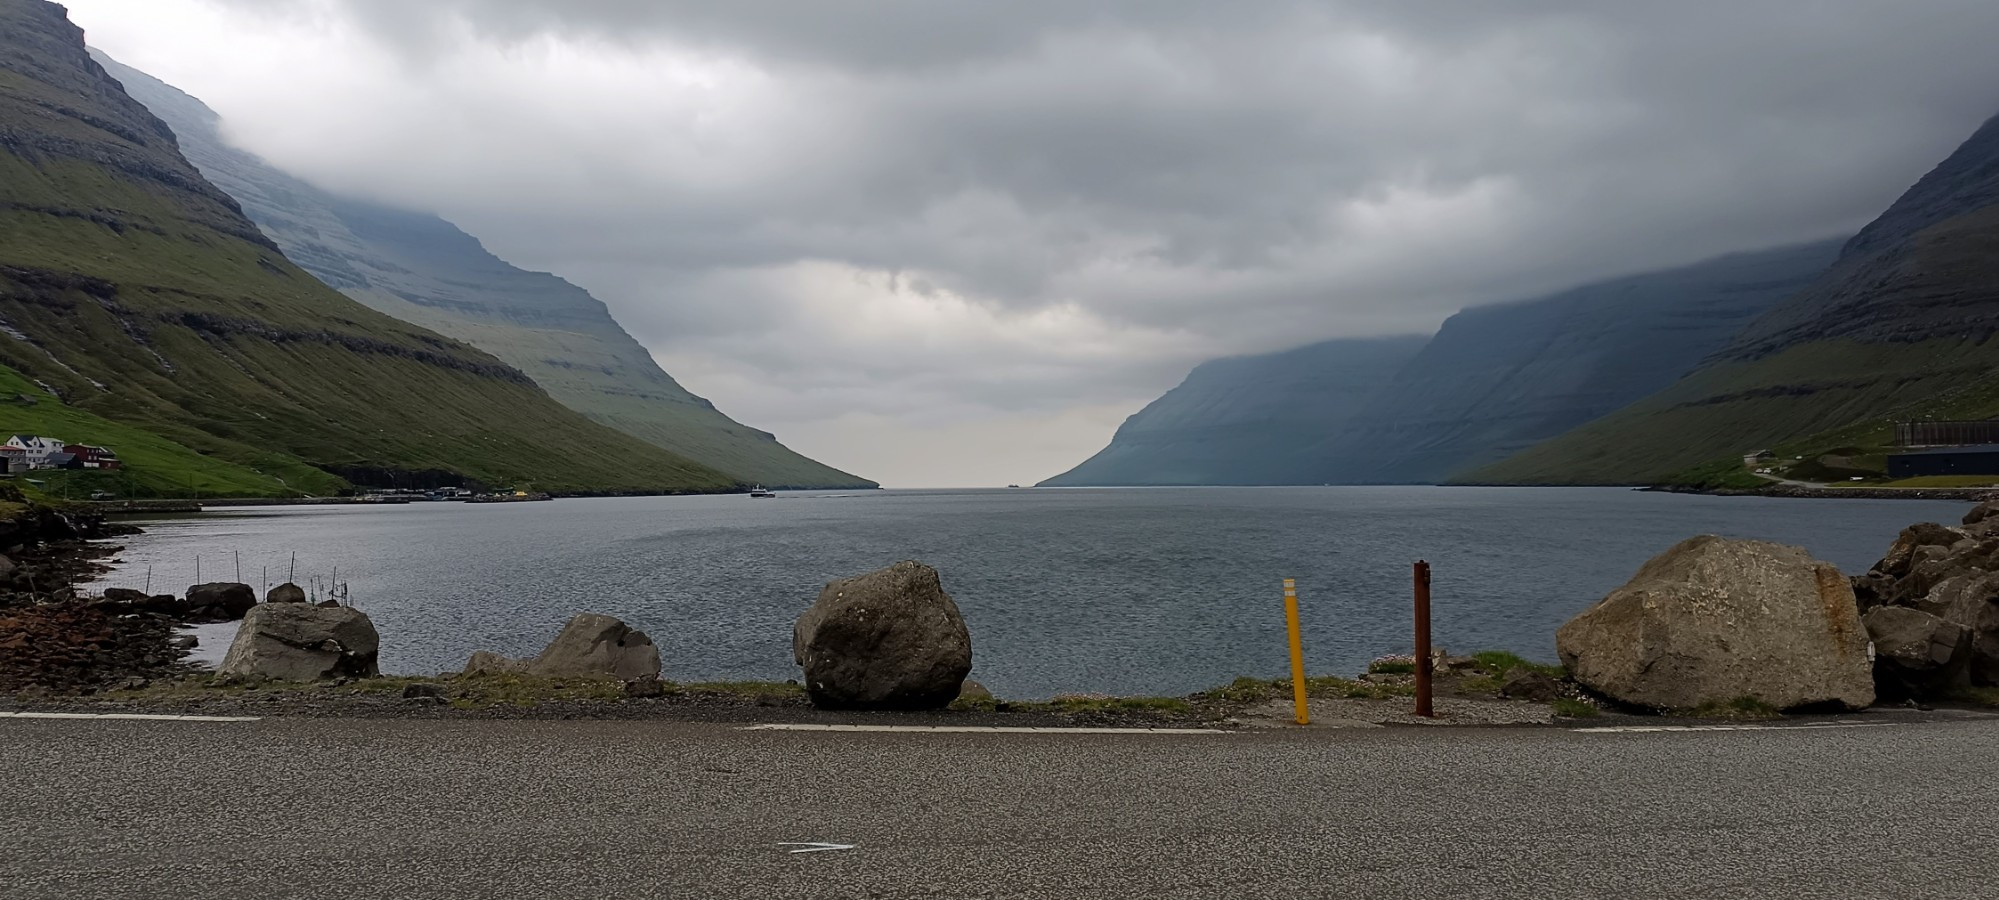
1470 651 1565 679
1946 687 1999 707
1036 695 1193 715
1367 659 1417 675
1551 698 1599 718
1877 475 1999 488
1454 675 1506 695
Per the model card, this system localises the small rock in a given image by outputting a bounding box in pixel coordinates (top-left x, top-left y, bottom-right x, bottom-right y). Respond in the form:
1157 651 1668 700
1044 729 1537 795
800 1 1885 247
957 679 993 701
167 634 198 651
1498 668 1562 702
184 582 256 622
316 599 341 609
1964 501 1999 528
402 683 446 700
267 583 306 604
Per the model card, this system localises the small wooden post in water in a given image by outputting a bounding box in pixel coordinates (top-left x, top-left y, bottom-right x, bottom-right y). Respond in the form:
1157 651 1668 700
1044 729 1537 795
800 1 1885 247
1414 560 1434 718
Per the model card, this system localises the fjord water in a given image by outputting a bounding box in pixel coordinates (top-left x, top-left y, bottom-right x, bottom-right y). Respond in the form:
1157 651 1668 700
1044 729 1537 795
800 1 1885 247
97 488 1961 699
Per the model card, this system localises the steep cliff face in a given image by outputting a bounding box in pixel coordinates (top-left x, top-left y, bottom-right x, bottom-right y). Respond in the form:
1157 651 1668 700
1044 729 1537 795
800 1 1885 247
0 0 735 495
1475 111 1999 485
93 51 873 490
1324 240 1842 483
1039 337 1428 486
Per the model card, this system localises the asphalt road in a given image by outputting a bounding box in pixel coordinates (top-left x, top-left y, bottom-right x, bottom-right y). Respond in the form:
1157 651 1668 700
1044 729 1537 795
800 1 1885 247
2 715 1996 899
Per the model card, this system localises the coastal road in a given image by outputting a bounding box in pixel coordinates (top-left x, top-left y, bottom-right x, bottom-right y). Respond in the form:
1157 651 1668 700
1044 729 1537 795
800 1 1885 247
3 715 1996 899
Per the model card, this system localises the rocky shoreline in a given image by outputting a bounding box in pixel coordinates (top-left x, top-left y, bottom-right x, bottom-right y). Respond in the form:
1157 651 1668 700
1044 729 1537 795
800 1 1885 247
0 490 198 694
1643 483 1999 501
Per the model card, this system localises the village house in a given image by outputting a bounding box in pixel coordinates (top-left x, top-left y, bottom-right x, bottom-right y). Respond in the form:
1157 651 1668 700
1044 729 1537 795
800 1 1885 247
63 444 120 470
4 435 67 469
0 436 120 472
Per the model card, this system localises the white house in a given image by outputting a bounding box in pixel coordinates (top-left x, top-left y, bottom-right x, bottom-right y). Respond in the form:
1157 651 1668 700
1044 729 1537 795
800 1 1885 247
5 435 68 469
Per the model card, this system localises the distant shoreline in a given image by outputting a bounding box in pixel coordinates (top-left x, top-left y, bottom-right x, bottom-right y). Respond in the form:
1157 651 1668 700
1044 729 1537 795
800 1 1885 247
1640 483 1999 502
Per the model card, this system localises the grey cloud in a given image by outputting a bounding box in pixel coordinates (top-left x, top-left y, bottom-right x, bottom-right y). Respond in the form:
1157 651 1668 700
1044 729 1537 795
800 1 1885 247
85 0 1999 482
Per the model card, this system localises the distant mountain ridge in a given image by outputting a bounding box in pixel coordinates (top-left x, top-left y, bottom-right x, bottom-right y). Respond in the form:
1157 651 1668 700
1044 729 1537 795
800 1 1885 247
1321 239 1843 483
1044 239 1840 487
1040 337 1428 486
93 50 874 490
1474 109 1999 485
0 0 736 496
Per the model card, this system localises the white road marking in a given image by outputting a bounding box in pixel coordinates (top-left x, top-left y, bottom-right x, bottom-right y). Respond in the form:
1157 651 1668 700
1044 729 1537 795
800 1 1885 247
1573 722 1892 734
778 842 856 854
741 723 1228 735
0 712 261 722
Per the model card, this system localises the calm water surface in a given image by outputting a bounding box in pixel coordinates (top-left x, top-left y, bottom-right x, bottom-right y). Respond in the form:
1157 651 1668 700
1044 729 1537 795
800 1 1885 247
93 487 1963 698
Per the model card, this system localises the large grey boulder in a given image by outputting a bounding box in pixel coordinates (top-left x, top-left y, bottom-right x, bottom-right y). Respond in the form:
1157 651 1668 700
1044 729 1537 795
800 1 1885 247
1556 536 1875 711
1864 606 1972 698
217 603 380 681
527 614 659 680
793 560 972 709
184 582 256 622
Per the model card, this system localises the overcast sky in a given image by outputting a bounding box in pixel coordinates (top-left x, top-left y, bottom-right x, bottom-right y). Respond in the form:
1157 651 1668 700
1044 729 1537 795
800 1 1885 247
59 0 1999 487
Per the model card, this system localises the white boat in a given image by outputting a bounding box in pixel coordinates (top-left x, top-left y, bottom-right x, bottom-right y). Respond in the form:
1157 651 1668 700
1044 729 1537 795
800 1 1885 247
748 485 776 499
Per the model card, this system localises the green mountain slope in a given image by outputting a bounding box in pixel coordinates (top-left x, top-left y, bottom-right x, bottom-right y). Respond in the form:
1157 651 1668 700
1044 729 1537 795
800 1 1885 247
0 362 298 497
1470 111 1999 485
94 52 873 491
0 0 735 495
1317 240 1841 483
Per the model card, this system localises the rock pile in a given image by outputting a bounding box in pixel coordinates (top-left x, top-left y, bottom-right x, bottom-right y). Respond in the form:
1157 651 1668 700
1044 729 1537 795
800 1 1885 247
90 583 258 624
0 603 186 692
793 560 973 710
1556 535 1875 711
1852 502 1999 699
461 613 660 680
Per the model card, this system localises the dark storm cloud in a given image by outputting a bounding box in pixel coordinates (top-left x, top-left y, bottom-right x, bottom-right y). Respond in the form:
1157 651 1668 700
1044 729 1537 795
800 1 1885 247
72 0 1999 483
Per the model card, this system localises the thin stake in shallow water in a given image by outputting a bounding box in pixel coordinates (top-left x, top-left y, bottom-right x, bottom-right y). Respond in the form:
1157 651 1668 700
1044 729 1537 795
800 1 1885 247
234 551 241 584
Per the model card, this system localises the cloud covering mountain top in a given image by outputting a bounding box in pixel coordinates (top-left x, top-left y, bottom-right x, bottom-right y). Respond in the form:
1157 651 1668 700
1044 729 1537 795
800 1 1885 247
66 0 1999 485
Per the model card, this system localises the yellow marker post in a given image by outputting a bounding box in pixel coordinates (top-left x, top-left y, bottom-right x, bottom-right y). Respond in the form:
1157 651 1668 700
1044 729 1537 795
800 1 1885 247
1283 578 1309 725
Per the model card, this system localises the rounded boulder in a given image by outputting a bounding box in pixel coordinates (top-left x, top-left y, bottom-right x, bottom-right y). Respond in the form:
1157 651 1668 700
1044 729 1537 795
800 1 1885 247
793 560 972 710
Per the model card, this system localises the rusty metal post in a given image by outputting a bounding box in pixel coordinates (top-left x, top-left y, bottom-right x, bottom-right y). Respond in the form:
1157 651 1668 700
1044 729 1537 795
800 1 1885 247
1414 560 1434 718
